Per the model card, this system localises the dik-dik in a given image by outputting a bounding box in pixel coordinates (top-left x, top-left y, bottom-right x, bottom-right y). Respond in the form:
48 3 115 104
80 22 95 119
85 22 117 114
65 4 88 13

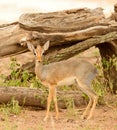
27 41 98 121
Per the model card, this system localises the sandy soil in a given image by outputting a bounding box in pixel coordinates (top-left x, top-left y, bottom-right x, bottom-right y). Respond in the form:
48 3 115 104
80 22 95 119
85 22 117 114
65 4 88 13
0 105 117 130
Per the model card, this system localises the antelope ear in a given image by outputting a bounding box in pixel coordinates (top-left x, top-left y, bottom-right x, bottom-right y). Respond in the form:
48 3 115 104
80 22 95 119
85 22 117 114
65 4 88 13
43 41 50 53
27 43 36 55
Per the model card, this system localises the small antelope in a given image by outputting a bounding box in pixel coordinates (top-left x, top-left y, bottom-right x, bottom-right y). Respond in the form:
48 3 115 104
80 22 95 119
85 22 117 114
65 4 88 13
27 41 98 121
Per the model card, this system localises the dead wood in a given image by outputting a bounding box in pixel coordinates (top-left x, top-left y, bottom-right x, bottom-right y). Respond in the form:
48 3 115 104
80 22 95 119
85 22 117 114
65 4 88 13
45 32 117 62
0 7 117 59
19 8 105 33
0 24 29 57
0 86 85 108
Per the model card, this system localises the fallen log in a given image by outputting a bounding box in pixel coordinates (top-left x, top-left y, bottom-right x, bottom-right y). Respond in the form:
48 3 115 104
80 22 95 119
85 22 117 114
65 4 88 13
19 8 105 33
0 24 29 57
1 8 117 58
0 86 85 109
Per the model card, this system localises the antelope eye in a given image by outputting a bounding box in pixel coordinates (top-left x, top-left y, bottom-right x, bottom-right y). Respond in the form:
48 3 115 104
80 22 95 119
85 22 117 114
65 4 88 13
33 50 36 56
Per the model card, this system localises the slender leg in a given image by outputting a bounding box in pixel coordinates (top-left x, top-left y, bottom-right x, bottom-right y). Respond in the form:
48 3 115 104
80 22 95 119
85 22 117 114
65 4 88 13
75 78 98 120
87 96 98 120
44 87 53 121
53 87 59 119
81 97 93 119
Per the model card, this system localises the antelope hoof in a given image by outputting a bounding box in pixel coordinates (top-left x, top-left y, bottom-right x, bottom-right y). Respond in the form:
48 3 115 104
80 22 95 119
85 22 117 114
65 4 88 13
81 115 86 120
44 116 49 122
86 114 92 120
55 114 59 120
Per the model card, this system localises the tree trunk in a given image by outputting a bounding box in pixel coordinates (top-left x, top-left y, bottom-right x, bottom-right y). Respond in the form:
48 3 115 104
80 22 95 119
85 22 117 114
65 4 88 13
97 40 117 94
0 86 85 108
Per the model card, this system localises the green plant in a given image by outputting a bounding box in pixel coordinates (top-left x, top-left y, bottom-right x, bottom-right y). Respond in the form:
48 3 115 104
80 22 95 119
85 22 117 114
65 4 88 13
0 97 21 115
0 57 22 86
0 98 21 130
58 84 78 91
102 55 117 93
64 97 77 118
90 55 117 104
38 126 44 130
0 57 48 90
88 58 107 105
10 57 20 78
0 57 35 87
102 55 117 71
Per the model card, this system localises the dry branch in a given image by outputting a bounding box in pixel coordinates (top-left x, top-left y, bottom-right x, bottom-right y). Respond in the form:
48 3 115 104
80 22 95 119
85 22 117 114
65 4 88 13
45 32 117 62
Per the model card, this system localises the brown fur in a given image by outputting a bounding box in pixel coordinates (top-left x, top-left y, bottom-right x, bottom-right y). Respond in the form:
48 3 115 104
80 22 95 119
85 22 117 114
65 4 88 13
27 41 98 121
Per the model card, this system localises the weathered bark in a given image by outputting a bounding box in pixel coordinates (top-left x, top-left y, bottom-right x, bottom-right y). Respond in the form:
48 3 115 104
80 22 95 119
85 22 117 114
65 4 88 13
0 24 29 57
0 8 117 58
45 32 117 62
0 86 85 108
19 8 105 33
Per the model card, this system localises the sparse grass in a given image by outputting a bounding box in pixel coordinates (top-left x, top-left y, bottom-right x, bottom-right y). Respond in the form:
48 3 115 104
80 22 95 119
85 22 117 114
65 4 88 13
0 97 21 130
65 97 77 118
37 124 44 130
92 55 117 105
0 57 33 87
101 55 117 93
0 57 45 89
0 97 21 116
4 124 18 130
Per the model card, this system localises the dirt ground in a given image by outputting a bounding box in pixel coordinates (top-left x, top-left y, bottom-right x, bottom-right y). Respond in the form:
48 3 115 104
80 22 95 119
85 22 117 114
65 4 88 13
0 104 117 130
